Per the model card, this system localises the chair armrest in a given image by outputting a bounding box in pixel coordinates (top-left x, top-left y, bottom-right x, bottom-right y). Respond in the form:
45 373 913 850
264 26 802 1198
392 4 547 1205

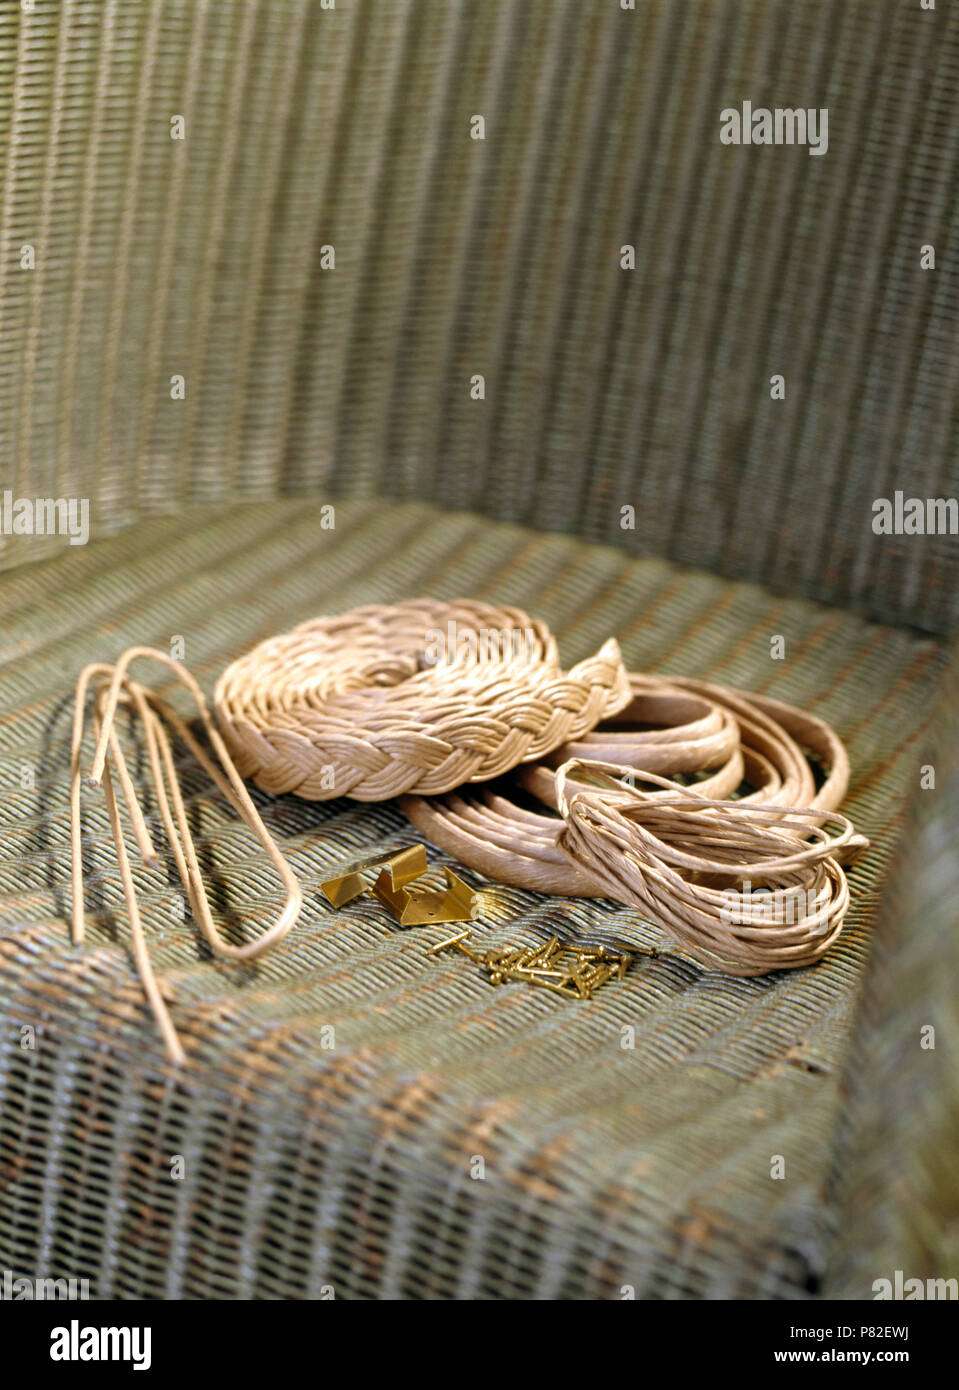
826 628 959 1296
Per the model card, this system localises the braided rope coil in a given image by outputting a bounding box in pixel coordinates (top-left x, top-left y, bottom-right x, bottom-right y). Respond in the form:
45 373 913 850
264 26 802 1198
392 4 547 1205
214 600 631 799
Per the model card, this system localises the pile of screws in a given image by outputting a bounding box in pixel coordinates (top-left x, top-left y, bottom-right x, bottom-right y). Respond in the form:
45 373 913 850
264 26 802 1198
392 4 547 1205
428 928 630 999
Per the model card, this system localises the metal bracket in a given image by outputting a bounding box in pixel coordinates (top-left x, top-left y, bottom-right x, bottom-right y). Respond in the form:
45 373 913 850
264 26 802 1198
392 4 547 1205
372 865 481 927
319 845 428 908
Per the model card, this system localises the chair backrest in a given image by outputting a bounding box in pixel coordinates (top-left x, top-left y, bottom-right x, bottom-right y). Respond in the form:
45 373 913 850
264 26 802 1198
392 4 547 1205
1 0 957 634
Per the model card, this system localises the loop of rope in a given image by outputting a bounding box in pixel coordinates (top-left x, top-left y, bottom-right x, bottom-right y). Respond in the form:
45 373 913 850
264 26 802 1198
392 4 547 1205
554 759 868 975
400 675 858 898
213 599 631 799
72 648 303 1065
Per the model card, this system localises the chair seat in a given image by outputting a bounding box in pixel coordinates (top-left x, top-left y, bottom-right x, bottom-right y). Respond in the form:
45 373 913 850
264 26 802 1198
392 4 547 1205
0 496 950 1299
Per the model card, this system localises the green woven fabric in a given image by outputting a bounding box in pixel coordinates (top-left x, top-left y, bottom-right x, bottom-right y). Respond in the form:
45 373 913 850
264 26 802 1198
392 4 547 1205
825 637 959 1298
0 498 951 1299
0 0 957 634
2 0 957 1302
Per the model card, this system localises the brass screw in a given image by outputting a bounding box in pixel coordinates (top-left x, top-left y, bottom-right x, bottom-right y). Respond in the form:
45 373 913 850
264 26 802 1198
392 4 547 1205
428 929 630 998
427 925 473 956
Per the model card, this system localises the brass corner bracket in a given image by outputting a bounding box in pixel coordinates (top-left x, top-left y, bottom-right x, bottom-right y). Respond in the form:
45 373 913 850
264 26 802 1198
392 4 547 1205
319 845 481 926
319 845 428 908
373 865 480 927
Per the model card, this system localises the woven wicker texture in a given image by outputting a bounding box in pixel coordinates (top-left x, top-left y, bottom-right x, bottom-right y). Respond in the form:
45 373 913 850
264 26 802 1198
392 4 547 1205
825 638 959 1298
0 498 952 1299
0 0 957 635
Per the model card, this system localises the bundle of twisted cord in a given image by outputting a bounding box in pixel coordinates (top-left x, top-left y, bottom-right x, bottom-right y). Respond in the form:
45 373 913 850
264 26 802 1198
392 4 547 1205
70 600 630 1062
399 674 859 897
554 759 869 976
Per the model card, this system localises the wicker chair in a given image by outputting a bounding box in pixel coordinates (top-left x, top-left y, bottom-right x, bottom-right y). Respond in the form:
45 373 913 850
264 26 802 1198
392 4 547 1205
1 0 956 1300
